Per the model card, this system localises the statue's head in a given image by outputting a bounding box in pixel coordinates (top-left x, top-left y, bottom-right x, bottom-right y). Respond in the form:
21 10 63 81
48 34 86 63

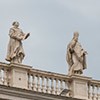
74 32 79 37
12 21 19 28
73 32 79 41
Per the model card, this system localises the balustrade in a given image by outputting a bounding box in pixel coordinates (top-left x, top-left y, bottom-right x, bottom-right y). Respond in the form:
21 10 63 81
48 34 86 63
0 63 10 86
88 80 100 100
0 62 100 100
28 69 70 95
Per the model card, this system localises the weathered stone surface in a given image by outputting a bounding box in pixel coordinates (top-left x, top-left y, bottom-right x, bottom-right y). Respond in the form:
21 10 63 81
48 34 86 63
5 21 30 63
66 32 87 76
0 85 81 100
0 62 100 100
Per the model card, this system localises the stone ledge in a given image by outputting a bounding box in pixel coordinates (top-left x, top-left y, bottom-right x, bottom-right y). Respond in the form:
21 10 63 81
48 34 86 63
68 74 92 82
0 85 83 100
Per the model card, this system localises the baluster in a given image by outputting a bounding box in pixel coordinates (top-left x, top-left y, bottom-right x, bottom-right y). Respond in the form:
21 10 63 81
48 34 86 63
94 85 97 100
96 86 99 100
3 68 7 85
51 78 55 94
37 76 41 92
1 68 4 84
41 76 45 93
98 86 100 100
67 80 72 97
46 77 50 94
60 80 63 92
28 73 32 90
7 69 11 86
32 75 36 91
88 83 91 99
65 80 68 89
4 68 9 86
0 68 2 84
65 80 71 97
92 85 95 100
55 79 59 95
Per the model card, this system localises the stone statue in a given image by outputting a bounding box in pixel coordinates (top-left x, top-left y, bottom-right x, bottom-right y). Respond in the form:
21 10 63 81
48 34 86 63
66 32 87 76
5 21 30 63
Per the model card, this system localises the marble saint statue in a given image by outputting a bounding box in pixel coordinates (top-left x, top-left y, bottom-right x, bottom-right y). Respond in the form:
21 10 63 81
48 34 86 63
5 21 30 63
66 32 87 76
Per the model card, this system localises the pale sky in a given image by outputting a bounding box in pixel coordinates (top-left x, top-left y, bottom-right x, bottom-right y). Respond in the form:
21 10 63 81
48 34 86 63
0 0 100 80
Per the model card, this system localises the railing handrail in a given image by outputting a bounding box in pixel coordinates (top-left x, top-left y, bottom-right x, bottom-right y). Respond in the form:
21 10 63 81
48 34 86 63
90 79 100 85
30 68 69 80
0 62 69 80
0 62 100 83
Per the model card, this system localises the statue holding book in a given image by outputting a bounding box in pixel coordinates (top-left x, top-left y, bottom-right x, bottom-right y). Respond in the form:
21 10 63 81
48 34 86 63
5 21 30 63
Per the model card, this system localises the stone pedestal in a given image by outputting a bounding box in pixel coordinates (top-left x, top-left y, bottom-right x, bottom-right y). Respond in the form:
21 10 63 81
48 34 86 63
69 75 92 100
9 63 32 89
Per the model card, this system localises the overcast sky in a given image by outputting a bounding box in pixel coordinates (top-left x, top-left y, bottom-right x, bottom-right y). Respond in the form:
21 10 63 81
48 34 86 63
0 0 100 80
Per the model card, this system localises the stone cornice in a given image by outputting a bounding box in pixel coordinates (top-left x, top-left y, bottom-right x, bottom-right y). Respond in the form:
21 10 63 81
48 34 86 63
0 85 81 100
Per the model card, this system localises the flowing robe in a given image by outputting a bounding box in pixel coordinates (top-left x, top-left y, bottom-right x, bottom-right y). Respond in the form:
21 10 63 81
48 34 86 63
6 27 25 63
66 39 87 75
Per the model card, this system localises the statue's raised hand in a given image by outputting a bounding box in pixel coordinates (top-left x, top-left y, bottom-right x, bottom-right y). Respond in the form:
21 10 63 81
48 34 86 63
24 33 30 39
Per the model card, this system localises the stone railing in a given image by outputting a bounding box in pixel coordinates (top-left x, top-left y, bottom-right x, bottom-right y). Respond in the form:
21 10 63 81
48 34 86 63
0 62 10 86
28 68 70 95
0 62 100 100
0 62 70 96
88 80 100 100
